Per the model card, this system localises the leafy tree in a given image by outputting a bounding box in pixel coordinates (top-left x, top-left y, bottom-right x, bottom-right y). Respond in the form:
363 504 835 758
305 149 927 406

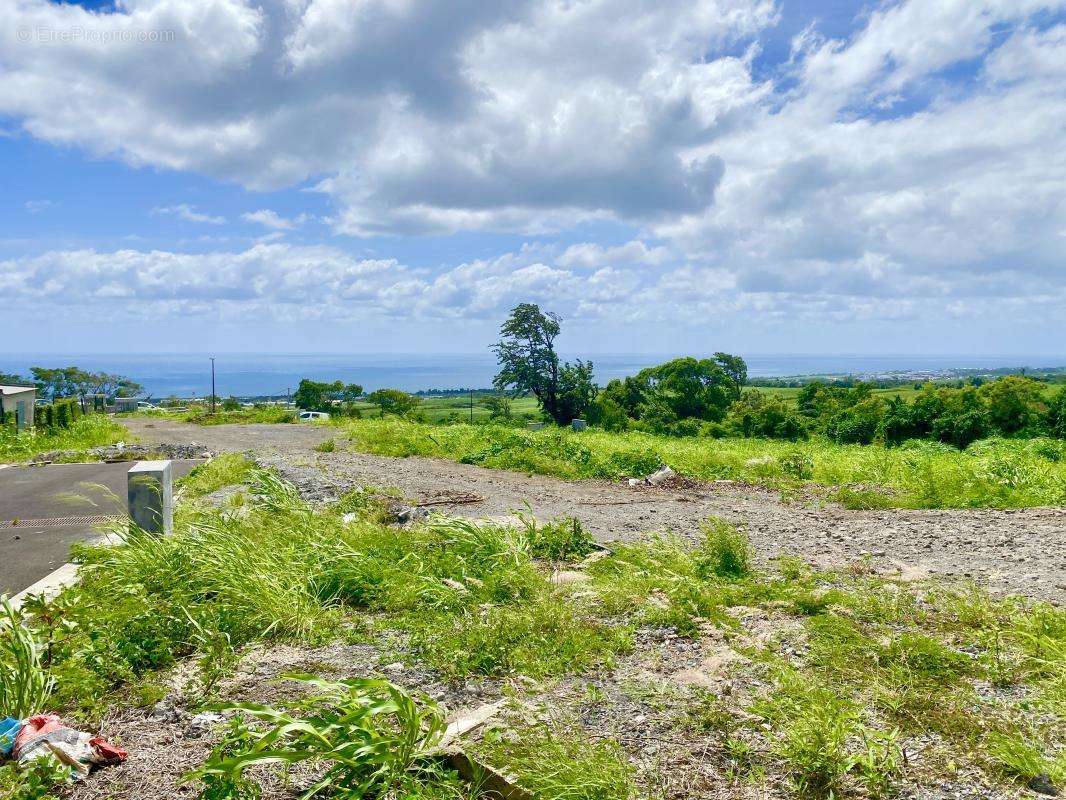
294 379 363 412
1046 386 1066 438
635 357 736 424
479 394 513 420
30 366 142 400
0 372 30 386
556 359 597 423
909 384 945 438
492 303 596 425
979 375 1046 435
222 396 242 411
826 397 884 445
931 386 990 448
366 388 421 418
598 376 647 418
725 390 807 440
878 395 917 446
713 352 748 400
587 396 630 432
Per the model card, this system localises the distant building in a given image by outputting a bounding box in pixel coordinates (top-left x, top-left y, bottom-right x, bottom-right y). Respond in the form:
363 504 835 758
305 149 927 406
114 397 139 413
0 385 37 431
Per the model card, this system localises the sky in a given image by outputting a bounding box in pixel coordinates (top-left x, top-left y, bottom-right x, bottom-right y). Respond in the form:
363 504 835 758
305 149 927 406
1 0 1065 356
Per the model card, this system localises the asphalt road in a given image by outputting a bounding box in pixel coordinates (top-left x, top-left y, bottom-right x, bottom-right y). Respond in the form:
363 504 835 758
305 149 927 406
0 460 201 596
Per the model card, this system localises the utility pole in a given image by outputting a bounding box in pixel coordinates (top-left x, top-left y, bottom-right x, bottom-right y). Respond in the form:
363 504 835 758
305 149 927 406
210 357 216 414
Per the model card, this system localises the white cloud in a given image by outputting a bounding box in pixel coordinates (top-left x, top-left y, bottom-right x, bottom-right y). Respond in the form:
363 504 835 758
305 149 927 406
24 199 55 213
558 240 672 269
1 0 1065 330
241 209 311 230
151 204 225 225
4 241 1064 334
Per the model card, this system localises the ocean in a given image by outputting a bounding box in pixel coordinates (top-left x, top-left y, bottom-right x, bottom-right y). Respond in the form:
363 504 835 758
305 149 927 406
2 353 1063 399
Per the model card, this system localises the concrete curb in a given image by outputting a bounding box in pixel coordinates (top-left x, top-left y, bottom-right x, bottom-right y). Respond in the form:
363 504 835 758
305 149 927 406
11 562 80 611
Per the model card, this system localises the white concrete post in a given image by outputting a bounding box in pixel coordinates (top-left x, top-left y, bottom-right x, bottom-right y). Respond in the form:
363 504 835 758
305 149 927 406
128 460 173 535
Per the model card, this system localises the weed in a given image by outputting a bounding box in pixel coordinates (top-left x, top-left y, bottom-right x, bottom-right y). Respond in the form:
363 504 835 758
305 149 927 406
695 518 752 579
474 718 635 800
833 486 896 510
406 599 631 679
314 438 337 453
777 693 858 797
0 756 70 800
985 731 1065 786
0 597 54 718
188 675 445 800
519 512 597 561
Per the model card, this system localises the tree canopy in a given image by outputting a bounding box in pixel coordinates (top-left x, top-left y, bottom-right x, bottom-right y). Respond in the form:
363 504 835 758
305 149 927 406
30 366 143 400
294 379 363 412
492 303 596 425
366 388 421 417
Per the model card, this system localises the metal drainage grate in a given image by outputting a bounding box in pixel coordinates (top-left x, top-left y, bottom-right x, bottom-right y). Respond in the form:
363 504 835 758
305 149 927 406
3 514 122 529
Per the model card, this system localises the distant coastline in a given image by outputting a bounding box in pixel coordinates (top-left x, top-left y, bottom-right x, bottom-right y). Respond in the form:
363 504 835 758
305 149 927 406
2 353 1064 399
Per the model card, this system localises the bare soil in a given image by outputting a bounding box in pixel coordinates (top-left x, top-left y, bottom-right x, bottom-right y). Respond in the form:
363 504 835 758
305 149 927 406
123 419 1066 605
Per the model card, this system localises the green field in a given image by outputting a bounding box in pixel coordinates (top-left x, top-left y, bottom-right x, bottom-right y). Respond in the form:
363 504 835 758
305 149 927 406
340 417 1066 509
754 383 1063 405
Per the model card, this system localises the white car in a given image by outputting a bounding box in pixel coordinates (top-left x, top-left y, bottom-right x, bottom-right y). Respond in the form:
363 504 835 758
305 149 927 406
298 410 330 421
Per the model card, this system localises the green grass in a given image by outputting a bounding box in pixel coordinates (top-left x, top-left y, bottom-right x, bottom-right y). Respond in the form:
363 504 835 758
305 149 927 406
7 468 1063 799
164 405 297 425
0 414 128 464
348 394 542 424
341 417 1066 508
473 718 635 800
177 453 255 498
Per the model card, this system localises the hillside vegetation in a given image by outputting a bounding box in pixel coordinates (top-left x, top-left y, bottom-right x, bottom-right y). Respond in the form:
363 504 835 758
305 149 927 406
342 417 1066 509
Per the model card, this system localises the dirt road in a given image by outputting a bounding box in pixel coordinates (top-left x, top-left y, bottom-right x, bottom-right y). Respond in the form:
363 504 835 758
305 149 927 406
124 417 1066 603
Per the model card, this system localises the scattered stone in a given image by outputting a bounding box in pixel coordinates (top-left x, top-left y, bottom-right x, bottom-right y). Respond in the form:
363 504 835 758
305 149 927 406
1029 774 1059 796
183 711 224 739
391 503 430 525
148 698 183 724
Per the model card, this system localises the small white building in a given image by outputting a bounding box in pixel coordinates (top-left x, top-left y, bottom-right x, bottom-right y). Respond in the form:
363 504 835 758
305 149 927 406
0 385 36 430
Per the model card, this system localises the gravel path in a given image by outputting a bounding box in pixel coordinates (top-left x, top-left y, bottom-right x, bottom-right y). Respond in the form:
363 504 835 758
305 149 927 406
125 418 1066 604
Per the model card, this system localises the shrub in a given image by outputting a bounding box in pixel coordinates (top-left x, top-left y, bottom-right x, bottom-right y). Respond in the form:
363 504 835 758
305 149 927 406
827 398 884 445
521 515 597 561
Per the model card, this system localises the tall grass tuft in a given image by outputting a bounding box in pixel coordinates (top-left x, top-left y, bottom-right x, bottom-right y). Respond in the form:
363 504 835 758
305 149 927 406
0 597 54 719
